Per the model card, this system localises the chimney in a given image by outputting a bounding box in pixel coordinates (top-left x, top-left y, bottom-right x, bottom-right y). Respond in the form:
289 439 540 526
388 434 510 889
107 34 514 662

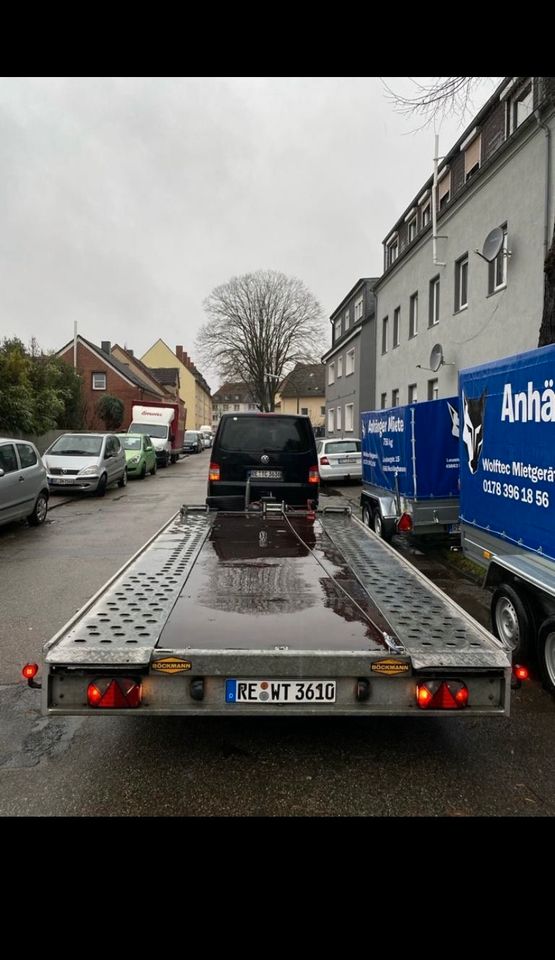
101 341 111 355
176 345 184 362
127 348 134 357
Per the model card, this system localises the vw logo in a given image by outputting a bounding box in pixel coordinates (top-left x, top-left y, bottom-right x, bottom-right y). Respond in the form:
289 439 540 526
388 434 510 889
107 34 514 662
260 455 270 464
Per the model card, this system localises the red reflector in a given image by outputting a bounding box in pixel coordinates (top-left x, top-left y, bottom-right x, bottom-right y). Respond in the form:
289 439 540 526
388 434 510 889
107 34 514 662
308 466 319 484
416 680 468 709
22 663 39 680
320 456 330 466
513 664 529 681
87 678 142 709
397 512 413 533
209 463 220 481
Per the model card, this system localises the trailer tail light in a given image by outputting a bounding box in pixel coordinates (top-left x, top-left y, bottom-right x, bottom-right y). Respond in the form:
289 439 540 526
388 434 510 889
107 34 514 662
308 466 319 484
397 512 413 533
513 664 529 681
416 679 469 709
22 663 39 680
209 463 220 481
87 678 142 708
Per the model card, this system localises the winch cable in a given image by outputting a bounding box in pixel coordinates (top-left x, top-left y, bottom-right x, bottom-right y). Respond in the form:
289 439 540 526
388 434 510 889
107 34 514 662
281 509 405 654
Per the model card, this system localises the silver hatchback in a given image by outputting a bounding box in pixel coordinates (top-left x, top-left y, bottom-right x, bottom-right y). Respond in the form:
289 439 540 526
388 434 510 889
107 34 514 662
43 433 127 496
0 438 49 528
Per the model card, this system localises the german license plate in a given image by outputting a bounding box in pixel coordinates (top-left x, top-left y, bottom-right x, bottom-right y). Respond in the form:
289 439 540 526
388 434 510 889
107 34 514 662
249 470 282 480
51 477 74 485
225 679 336 703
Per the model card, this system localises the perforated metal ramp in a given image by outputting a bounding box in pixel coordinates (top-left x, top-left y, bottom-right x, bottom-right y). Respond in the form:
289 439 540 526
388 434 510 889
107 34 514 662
319 513 510 670
46 511 214 666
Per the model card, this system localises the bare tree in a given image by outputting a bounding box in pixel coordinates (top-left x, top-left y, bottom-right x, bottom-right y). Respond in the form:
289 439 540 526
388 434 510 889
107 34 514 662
196 270 325 411
384 76 555 347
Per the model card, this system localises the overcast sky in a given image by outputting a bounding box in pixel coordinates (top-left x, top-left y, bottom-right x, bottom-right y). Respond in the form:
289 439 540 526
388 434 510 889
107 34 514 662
0 76 499 389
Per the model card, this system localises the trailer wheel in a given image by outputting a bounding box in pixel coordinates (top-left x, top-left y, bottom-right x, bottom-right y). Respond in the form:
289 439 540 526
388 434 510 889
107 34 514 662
491 585 532 658
372 507 394 542
361 504 372 527
537 620 555 695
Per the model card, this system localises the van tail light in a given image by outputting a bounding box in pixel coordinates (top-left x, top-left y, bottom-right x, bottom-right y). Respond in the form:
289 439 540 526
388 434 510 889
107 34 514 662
416 679 469 709
209 463 220 481
308 465 319 484
397 512 413 533
87 678 142 709
319 456 330 466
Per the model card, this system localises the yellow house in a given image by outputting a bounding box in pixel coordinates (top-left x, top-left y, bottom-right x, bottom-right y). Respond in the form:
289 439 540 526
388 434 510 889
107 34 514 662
276 363 326 429
140 339 211 430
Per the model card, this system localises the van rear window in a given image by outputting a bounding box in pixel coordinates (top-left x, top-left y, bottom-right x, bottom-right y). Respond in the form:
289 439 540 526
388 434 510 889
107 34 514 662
218 417 313 453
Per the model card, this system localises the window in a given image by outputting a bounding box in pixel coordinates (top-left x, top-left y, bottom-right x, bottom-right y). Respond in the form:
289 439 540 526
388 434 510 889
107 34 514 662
508 80 533 135
328 361 335 385
382 316 389 354
408 383 417 404
422 202 431 226
437 170 451 209
346 348 355 376
248 403 256 410
336 406 342 431
393 307 400 348
345 403 354 432
489 225 508 293
354 295 364 321
428 379 439 401
391 389 399 407
408 216 417 242
16 443 37 468
300 407 308 416
464 134 481 182
337 355 343 378
344 309 350 330
455 255 469 311
429 276 440 326
233 404 240 411
0 443 18 473
92 372 106 390
409 292 418 338
387 237 399 266
380 393 387 409
328 408 335 432
320 406 326 416
334 318 342 341
222 404 229 411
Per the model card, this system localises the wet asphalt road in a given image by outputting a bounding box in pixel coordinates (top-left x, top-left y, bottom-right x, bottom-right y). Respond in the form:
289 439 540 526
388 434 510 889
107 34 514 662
1 461 554 817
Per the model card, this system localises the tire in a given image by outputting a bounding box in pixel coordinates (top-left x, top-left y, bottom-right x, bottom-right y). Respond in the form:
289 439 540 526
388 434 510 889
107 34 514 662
361 503 372 527
150 460 157 476
490 584 532 658
28 491 48 526
140 463 147 479
118 469 127 488
537 622 555 695
96 473 108 497
171 454 178 464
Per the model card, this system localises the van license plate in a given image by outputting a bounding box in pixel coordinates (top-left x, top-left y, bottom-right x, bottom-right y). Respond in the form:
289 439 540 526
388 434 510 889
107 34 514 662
225 679 336 703
249 470 282 480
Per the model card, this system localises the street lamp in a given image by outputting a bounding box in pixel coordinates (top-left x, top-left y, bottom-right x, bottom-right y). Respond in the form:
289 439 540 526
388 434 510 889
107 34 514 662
264 371 281 412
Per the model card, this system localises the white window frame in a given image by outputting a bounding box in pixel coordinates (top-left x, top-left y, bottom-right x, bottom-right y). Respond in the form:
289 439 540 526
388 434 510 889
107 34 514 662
354 295 363 321
344 309 350 330
408 383 417 404
393 307 400 348
490 226 508 293
386 236 399 266
328 361 335 385
92 372 107 390
382 316 389 354
508 80 533 136
337 354 343 378
391 389 399 407
429 276 440 326
345 403 354 432
409 292 418 338
408 216 417 242
455 255 469 311
345 348 355 376
336 405 342 431
422 202 431 226
334 318 342 341
327 408 335 433
428 378 439 401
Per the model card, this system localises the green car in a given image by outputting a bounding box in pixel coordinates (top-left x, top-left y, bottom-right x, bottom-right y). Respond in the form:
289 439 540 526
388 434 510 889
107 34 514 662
120 433 157 479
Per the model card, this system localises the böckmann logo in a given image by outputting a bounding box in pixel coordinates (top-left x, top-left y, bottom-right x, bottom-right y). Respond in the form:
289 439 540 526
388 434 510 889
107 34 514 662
151 657 192 675
370 659 410 677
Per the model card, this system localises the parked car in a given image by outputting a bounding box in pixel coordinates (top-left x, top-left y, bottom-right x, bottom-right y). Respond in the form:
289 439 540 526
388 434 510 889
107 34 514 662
207 412 319 510
43 433 127 497
316 438 362 483
183 430 203 454
0 438 49 528
119 433 157 479
200 431 213 449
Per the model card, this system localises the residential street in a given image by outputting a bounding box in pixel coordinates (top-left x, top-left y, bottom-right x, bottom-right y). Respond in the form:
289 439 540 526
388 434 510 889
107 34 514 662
1 453 554 817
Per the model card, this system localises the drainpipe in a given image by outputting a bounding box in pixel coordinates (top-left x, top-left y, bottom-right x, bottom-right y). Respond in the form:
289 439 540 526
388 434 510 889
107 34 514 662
534 107 552 255
432 133 446 266
73 321 77 367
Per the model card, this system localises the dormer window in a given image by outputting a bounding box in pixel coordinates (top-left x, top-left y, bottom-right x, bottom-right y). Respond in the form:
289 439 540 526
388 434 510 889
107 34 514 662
461 129 481 182
437 168 451 209
386 235 399 267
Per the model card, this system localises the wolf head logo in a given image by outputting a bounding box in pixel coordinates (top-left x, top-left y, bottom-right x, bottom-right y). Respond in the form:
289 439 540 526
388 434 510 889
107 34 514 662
462 389 487 474
447 401 459 438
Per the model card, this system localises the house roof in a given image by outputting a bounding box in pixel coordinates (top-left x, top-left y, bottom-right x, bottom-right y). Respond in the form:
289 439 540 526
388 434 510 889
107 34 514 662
212 381 256 403
149 367 181 387
111 344 176 395
57 336 158 392
279 363 325 397
329 277 379 321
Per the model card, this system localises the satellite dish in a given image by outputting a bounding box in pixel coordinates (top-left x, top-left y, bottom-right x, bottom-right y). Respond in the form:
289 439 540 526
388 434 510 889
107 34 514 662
482 227 504 262
430 344 444 372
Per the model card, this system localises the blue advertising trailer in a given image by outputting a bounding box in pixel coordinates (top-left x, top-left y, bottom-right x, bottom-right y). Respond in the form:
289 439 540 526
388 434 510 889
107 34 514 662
459 343 555 693
360 397 460 540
